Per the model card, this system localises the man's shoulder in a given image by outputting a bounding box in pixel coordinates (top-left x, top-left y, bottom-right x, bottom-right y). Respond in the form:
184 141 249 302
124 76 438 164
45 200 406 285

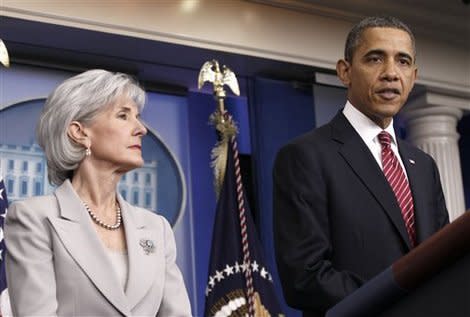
398 138 437 166
281 119 335 151
399 138 432 157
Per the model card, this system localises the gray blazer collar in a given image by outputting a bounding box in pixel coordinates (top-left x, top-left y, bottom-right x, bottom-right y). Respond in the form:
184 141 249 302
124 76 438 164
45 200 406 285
118 194 159 310
49 180 159 315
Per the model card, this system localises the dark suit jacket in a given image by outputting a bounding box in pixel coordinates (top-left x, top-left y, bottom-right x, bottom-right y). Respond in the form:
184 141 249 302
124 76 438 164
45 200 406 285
273 112 449 316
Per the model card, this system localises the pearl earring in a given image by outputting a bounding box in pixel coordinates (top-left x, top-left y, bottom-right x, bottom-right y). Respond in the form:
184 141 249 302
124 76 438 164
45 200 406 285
85 147 91 156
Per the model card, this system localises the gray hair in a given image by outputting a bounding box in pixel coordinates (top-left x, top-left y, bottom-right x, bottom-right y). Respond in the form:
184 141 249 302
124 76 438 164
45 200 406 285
344 16 416 62
37 69 146 185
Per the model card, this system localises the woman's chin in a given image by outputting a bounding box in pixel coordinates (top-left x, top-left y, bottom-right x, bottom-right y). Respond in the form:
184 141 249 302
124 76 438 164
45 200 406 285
117 160 144 173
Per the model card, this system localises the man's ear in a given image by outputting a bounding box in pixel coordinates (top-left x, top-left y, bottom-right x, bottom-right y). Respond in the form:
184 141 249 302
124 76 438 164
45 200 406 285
67 121 89 147
411 65 418 87
336 59 351 87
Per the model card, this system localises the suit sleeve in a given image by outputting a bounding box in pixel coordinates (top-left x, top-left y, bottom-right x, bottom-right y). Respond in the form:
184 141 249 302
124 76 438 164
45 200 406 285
156 217 192 317
430 158 449 228
273 143 364 312
4 200 58 316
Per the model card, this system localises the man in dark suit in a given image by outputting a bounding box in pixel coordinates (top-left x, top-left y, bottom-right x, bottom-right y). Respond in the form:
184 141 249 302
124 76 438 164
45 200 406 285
273 16 449 316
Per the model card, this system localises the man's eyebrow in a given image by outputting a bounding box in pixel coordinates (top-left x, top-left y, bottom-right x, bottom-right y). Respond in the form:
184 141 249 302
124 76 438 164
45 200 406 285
363 49 413 61
363 49 385 57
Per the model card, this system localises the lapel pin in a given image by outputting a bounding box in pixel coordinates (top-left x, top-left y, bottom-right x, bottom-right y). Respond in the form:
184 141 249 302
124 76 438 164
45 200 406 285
409 159 415 165
139 239 155 255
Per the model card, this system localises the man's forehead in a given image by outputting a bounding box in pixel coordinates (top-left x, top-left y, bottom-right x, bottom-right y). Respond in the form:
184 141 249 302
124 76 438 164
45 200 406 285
357 27 414 54
361 27 412 42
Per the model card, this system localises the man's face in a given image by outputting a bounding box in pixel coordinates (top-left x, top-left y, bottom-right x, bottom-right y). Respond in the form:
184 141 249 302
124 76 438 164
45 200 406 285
337 27 417 128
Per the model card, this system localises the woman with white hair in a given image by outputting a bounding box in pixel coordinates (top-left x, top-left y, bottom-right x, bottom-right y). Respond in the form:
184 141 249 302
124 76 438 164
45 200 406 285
4 69 192 316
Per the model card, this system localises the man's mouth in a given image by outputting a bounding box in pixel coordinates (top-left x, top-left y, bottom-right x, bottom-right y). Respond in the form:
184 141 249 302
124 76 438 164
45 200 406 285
376 88 400 100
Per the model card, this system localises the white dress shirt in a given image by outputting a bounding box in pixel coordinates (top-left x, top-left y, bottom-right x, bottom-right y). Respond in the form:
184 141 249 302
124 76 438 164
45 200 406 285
342 101 409 179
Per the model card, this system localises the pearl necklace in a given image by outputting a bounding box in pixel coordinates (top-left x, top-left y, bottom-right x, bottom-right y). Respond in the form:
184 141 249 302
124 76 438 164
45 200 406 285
83 201 122 230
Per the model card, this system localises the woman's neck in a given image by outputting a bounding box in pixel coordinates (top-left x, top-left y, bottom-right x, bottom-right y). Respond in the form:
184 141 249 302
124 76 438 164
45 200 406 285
71 163 122 210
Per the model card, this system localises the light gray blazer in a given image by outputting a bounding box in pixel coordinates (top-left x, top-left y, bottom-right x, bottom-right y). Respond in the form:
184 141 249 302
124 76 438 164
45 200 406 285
5 180 192 316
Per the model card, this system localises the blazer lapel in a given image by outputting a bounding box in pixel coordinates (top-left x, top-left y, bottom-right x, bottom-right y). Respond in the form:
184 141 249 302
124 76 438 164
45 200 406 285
398 141 433 243
48 181 132 316
119 196 159 310
331 114 412 250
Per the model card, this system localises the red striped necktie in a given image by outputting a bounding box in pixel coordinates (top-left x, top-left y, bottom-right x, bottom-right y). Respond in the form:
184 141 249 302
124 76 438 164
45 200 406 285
378 131 416 247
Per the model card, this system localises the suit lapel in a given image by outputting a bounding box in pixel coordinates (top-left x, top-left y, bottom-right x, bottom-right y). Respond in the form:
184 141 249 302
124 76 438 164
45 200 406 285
331 114 412 250
398 141 432 243
48 180 132 316
119 196 159 310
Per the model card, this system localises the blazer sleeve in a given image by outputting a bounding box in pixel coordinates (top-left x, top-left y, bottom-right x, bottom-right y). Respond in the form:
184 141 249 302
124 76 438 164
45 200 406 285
4 200 58 316
273 143 364 312
156 217 192 317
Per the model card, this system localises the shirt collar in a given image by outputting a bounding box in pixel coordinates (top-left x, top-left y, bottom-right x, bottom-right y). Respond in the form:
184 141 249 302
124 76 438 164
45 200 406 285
343 100 398 146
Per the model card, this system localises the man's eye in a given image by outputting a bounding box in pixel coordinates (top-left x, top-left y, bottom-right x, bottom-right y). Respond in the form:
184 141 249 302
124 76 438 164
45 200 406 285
367 56 381 63
399 58 411 66
118 113 128 119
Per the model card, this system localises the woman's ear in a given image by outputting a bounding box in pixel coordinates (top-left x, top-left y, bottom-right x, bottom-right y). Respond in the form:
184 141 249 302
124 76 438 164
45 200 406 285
67 121 89 147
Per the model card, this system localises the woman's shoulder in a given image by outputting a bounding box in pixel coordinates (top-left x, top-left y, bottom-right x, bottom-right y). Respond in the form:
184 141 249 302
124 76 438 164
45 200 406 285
12 193 56 205
10 194 58 215
7 194 59 226
125 203 171 228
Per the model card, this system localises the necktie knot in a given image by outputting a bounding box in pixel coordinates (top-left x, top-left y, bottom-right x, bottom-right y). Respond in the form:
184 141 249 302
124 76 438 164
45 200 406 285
378 131 392 148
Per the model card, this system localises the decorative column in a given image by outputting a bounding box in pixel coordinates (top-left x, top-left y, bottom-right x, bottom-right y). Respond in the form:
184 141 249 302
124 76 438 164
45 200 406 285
402 92 467 221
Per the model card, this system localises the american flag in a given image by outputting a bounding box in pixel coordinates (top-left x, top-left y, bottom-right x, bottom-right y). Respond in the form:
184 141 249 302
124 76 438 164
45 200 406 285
204 136 284 317
0 172 11 316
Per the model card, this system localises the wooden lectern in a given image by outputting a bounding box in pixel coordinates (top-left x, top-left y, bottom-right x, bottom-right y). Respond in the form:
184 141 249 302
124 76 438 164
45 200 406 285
326 210 470 317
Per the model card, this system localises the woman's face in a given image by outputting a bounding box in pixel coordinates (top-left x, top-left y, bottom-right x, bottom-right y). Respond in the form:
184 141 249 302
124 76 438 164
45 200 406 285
85 96 147 173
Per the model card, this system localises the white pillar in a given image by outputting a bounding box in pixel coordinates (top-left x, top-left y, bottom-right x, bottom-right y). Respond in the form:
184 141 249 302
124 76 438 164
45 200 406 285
403 92 467 221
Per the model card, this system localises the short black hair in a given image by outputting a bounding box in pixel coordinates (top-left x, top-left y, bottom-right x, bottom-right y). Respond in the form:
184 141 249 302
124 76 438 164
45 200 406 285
344 16 416 62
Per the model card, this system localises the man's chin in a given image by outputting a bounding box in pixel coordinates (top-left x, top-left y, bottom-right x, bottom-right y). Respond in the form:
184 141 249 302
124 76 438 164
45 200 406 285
377 103 403 117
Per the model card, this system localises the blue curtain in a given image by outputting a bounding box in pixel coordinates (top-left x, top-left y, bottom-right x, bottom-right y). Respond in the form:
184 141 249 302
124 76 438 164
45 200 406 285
248 77 316 317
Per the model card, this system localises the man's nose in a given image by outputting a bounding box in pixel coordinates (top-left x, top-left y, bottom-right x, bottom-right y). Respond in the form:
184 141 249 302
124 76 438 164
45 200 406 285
381 59 399 81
